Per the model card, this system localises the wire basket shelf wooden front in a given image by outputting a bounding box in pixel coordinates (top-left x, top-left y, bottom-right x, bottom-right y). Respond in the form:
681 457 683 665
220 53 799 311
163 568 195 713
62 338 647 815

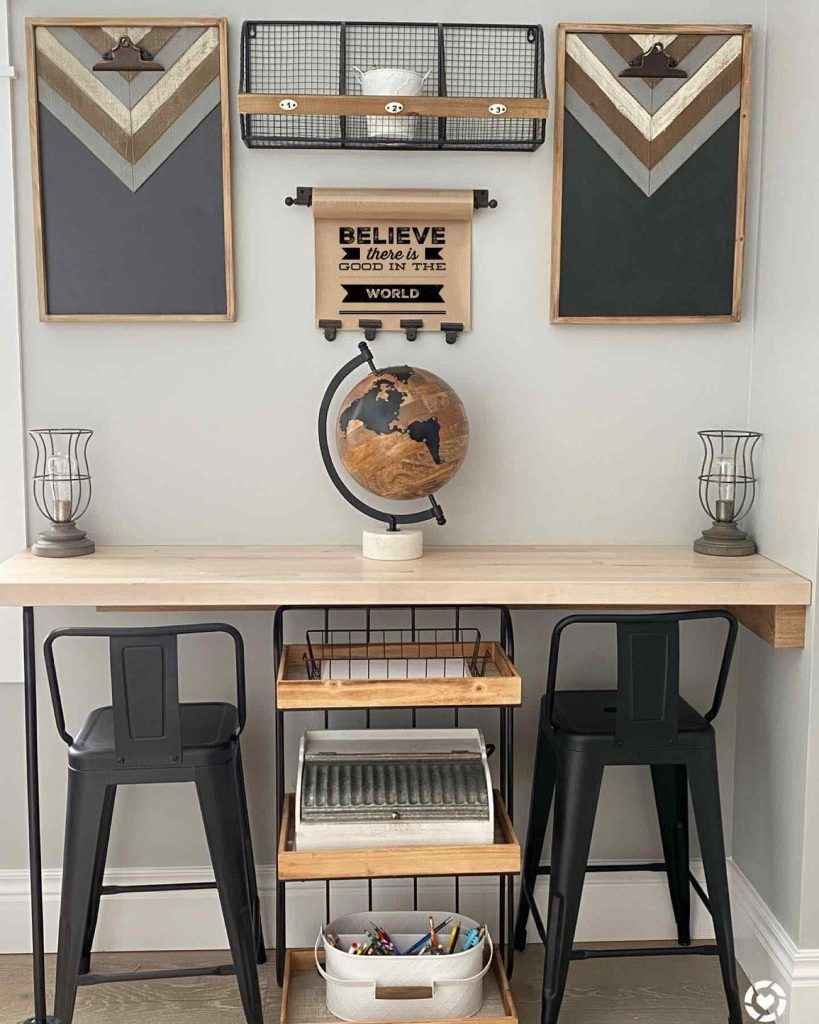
277 630 521 710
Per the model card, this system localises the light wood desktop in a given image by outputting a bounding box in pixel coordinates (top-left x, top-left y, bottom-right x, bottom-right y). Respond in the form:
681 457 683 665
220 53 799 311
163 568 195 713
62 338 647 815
0 544 809 647
0 543 810 1024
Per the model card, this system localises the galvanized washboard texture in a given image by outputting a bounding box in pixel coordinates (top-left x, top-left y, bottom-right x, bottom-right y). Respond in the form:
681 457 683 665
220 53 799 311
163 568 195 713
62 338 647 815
301 753 490 821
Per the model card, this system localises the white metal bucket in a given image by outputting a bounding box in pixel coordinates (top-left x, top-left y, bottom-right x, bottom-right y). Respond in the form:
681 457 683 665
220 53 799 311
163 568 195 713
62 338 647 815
317 911 492 1022
352 67 431 140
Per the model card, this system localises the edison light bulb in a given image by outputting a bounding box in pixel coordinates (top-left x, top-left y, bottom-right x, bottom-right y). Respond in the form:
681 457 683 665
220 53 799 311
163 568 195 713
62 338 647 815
715 454 736 521
46 454 72 522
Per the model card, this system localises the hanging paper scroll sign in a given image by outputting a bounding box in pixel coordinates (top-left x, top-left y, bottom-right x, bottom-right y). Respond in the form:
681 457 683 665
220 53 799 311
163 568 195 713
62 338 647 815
311 188 474 335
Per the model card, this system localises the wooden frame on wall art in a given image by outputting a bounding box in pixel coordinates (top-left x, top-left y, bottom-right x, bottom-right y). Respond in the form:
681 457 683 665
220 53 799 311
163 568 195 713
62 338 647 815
551 23 752 324
26 17 234 322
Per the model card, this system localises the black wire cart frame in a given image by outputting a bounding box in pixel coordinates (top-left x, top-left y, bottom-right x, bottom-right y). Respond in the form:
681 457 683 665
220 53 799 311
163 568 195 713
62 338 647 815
272 604 517 987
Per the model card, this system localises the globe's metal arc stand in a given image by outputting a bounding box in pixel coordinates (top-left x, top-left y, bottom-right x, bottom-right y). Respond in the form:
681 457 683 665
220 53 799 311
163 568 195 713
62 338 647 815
318 341 446 532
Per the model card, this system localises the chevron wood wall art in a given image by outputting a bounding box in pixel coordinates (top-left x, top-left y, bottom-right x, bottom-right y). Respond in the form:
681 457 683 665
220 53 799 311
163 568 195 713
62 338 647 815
552 24 752 324
34 24 221 192
27 17 233 322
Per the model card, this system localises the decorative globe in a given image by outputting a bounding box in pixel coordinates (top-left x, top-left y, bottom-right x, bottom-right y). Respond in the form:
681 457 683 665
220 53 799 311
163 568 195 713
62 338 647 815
336 365 469 501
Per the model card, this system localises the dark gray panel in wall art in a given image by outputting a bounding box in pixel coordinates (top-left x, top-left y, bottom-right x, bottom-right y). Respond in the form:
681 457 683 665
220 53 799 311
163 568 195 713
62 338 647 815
558 111 739 319
553 28 751 322
39 107 227 317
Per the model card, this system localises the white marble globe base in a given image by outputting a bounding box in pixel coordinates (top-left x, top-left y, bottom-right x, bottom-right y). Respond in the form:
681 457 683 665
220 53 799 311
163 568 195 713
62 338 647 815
362 527 424 561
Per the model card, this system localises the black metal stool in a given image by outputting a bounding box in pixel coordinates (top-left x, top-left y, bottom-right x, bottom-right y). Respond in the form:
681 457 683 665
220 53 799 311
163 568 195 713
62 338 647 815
513 611 742 1024
44 624 266 1024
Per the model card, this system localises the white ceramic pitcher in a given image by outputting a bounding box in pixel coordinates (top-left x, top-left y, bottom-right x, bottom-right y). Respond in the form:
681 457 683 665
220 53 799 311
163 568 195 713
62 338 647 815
352 66 432 140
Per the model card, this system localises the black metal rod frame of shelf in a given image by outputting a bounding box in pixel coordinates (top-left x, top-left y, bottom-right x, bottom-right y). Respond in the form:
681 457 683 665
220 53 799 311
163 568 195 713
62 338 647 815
271 605 516 988
285 186 497 210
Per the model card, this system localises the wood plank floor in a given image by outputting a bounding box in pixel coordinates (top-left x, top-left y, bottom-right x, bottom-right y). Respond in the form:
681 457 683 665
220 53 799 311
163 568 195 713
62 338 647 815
0 947 746 1023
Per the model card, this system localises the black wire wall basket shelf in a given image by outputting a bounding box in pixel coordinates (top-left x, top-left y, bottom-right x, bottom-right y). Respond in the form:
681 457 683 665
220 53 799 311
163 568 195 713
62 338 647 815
239 20 549 151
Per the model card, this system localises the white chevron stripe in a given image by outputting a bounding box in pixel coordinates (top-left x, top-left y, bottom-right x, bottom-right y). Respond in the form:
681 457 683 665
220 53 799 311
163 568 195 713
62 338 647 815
568 33 742 141
652 36 742 134
131 28 217 132
36 28 131 132
630 34 678 51
101 27 151 44
566 34 652 136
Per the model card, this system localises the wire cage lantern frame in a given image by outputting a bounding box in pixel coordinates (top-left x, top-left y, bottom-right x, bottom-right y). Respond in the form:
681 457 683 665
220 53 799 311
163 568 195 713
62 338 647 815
29 428 95 557
694 429 761 557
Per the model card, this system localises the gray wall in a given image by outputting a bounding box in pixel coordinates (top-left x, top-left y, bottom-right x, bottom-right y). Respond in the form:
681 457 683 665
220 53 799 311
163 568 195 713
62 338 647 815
734 0 819 946
0 0 775 933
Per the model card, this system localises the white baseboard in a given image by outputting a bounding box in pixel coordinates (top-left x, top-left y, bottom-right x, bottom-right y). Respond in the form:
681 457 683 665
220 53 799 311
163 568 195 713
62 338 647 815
5 858 819 1021
0 859 714 954
730 861 819 1024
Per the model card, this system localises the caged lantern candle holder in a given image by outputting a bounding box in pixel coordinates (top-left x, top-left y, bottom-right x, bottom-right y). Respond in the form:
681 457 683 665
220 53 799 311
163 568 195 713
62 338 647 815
694 429 761 556
30 428 95 557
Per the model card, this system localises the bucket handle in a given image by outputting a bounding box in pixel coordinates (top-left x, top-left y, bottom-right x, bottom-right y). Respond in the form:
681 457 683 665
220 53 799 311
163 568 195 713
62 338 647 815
352 66 432 84
314 929 493 990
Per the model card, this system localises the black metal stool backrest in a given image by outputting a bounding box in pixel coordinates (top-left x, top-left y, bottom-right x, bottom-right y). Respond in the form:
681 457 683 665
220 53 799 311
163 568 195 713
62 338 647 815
544 610 737 740
44 624 246 765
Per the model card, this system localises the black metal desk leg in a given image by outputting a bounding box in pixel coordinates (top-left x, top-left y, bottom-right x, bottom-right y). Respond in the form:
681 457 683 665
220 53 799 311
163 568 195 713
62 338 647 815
273 609 286 987
21 607 55 1024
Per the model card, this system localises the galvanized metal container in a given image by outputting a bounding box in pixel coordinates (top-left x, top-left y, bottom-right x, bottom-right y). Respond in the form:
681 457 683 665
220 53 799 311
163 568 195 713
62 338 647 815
295 729 494 850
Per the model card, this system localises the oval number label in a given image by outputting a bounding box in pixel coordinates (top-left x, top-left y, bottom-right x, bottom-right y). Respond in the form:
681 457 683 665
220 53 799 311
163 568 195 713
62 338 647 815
384 102 405 113
488 103 508 115
279 98 298 111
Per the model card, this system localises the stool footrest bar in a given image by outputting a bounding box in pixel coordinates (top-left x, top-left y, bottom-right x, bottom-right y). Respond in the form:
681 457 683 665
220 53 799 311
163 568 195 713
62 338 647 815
100 881 217 895
535 861 669 875
77 963 235 986
570 944 719 960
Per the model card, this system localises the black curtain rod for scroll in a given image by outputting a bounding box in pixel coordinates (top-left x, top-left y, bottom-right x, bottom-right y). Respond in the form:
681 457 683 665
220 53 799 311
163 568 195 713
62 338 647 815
284 187 498 209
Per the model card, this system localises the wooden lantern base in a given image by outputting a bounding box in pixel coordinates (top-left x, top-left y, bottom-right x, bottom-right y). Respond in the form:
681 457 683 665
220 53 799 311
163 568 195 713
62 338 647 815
32 522 95 558
694 520 756 557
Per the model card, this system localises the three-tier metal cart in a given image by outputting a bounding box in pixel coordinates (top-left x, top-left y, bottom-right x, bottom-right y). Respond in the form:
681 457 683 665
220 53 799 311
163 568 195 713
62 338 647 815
272 604 522 1024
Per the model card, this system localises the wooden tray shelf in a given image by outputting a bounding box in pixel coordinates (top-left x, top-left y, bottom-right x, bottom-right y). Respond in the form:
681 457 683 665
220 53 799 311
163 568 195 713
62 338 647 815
281 947 518 1024
276 641 521 710
278 790 520 881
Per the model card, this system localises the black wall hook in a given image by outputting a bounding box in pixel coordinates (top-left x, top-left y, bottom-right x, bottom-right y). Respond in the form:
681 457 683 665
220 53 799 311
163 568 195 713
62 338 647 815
441 322 463 345
400 319 423 341
620 42 686 80
319 319 342 341
359 319 382 342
